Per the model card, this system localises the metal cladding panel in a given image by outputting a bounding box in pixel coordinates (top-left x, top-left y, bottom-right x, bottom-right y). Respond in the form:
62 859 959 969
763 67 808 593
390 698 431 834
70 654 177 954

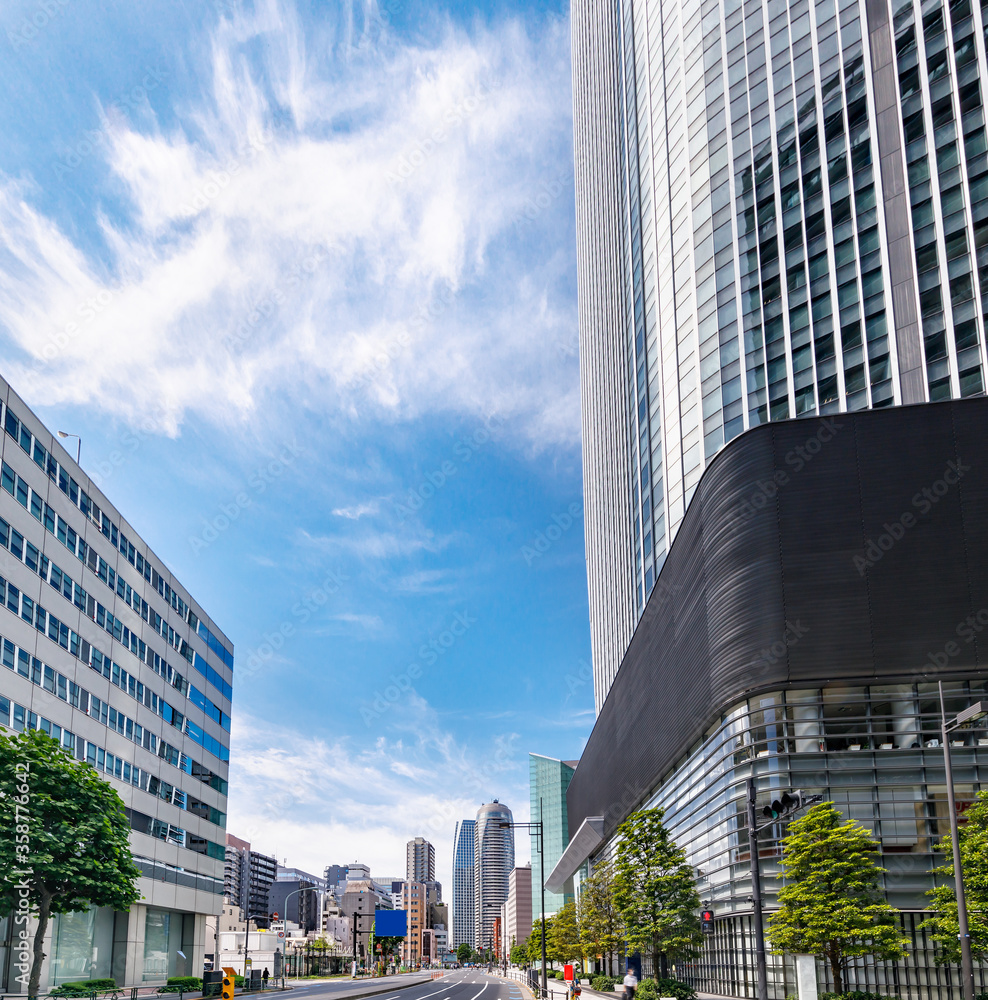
567 400 988 844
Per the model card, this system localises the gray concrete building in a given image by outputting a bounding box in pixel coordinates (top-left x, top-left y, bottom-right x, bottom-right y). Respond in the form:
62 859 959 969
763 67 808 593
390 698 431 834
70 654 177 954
0 374 233 989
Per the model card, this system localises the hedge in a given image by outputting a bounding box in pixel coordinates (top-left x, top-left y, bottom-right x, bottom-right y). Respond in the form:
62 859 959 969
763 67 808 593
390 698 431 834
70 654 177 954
635 978 696 1000
51 980 118 996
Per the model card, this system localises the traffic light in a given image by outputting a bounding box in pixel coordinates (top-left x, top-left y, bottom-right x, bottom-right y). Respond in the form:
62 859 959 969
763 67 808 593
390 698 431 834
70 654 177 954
701 910 714 934
221 967 236 1000
762 790 803 820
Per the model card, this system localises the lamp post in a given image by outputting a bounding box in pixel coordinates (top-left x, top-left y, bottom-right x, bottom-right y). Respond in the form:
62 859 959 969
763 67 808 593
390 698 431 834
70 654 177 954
939 684 985 1000
350 912 372 977
500 798 547 999
242 913 270 983
57 431 81 464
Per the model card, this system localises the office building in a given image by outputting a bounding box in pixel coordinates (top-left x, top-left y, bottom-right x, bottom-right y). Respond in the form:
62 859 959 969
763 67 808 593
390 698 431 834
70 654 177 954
323 864 348 888
268 867 326 934
400 881 427 967
0 375 233 990
339 876 391 967
406 837 436 883
451 819 476 950
551 401 988 998
573 0 988 710
474 801 514 956
224 835 277 928
504 865 532 959
529 754 576 916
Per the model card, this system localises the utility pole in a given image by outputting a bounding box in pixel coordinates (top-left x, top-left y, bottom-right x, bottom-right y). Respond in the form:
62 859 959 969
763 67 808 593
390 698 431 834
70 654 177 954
746 779 768 1000
939 683 984 1000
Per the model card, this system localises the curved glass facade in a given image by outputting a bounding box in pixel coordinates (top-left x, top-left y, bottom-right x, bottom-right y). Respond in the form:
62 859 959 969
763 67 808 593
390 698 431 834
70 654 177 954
584 678 988 998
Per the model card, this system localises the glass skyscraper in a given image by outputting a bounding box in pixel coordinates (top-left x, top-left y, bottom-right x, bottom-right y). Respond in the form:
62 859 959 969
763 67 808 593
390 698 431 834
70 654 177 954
574 0 988 707
451 818 476 950
474 801 515 954
529 754 576 917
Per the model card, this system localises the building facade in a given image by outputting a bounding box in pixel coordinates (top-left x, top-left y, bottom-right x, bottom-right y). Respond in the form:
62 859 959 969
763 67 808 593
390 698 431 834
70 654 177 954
504 865 532 959
573 0 988 709
529 754 576 917
451 819 476 950
268 868 326 934
406 837 436 883
474 801 515 956
551 402 988 999
224 836 277 928
0 375 233 990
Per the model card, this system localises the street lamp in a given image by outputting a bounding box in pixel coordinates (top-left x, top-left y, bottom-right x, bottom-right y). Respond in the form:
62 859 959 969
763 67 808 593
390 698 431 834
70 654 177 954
500 798 548 999
939 683 985 1000
57 431 81 464
242 912 271 984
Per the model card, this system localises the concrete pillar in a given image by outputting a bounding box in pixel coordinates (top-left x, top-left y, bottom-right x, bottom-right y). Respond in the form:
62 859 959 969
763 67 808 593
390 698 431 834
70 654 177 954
795 955 818 1000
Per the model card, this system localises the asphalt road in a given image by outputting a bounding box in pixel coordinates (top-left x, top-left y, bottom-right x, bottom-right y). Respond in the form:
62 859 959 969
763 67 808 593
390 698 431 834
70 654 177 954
285 970 529 1000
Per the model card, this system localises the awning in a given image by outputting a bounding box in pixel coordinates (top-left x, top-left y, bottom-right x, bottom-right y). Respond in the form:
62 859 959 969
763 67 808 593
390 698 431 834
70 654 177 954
544 816 605 893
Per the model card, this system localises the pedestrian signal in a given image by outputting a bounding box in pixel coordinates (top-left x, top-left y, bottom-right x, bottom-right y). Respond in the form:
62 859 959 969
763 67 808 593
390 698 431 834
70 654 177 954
701 910 714 934
222 966 236 1000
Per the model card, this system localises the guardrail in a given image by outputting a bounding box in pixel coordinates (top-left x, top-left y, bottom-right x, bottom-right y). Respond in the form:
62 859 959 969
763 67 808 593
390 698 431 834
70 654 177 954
6 981 288 1000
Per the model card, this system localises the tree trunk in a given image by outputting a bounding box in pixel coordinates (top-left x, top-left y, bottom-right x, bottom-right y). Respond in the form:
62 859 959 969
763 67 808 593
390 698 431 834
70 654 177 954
30 888 51 999
828 947 843 995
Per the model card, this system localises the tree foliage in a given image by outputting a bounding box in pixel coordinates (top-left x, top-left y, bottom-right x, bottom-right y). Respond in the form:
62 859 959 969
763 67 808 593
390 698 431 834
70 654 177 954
766 802 907 992
612 807 703 976
579 859 624 974
0 729 142 997
922 787 988 963
526 915 553 965
549 901 582 962
456 942 472 964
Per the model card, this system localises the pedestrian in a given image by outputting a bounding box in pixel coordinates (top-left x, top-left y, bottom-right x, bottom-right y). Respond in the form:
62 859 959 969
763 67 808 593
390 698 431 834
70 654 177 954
262 967 269 988
623 968 637 1000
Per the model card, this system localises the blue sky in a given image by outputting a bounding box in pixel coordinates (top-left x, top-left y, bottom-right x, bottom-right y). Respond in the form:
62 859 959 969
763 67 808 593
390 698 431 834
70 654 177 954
0 0 591 887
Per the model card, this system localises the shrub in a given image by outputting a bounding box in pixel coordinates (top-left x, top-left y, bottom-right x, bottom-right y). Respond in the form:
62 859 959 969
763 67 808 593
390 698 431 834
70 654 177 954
52 980 119 996
819 993 898 1000
158 977 204 993
592 975 622 991
637 978 696 1000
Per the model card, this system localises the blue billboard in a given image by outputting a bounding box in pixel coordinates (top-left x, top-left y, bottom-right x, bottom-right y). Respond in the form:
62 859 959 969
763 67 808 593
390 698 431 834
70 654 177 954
374 909 407 937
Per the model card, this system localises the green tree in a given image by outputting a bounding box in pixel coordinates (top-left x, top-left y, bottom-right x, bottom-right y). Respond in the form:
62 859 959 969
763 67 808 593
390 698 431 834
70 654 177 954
612 807 703 978
0 729 142 997
526 915 554 965
456 942 472 964
766 801 907 992
549 901 581 963
510 941 528 965
922 787 988 962
579 859 624 975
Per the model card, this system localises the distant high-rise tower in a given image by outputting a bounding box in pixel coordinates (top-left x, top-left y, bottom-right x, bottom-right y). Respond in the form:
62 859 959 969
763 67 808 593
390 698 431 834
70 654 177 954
451 819 476 950
474 801 514 954
406 837 436 883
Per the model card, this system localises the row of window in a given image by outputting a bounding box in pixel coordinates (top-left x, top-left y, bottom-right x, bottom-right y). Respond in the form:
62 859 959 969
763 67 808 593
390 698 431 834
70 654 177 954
125 807 227 860
0 692 226 832
0 612 229 772
2 401 233 668
0 493 231 706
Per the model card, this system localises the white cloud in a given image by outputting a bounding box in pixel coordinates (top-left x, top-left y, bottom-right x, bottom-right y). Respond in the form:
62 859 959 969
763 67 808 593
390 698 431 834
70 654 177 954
0 0 578 449
227 698 530 889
